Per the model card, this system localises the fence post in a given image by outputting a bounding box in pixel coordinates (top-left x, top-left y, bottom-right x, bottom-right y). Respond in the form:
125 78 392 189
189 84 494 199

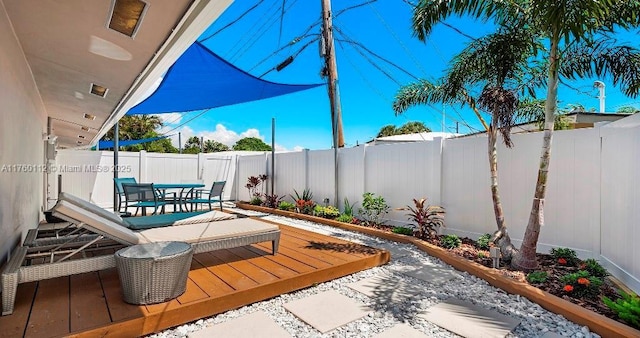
303 148 309 191
139 150 147 182
432 137 444 206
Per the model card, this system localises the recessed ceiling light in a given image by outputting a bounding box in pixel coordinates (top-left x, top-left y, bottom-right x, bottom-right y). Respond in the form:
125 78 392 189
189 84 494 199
108 0 147 37
90 83 108 97
77 140 83 144
83 113 96 120
81 126 90 132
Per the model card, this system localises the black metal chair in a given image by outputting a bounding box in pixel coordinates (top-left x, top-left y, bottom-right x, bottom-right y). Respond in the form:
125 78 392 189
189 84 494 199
187 181 225 211
122 183 167 216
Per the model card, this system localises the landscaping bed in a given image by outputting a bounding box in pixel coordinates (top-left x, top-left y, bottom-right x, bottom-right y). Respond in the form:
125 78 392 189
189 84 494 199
236 202 640 337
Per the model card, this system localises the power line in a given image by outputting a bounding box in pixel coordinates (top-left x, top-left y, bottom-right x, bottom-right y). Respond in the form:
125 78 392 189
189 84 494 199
258 37 320 78
224 0 281 61
367 1 428 77
248 32 319 73
199 1 266 43
335 0 378 18
278 0 286 46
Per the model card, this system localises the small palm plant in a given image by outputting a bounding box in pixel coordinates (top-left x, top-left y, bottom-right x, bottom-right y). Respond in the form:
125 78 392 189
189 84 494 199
290 189 315 214
396 198 445 239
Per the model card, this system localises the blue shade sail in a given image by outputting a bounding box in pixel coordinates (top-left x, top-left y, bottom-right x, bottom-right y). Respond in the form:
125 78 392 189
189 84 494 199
98 136 169 149
127 42 324 115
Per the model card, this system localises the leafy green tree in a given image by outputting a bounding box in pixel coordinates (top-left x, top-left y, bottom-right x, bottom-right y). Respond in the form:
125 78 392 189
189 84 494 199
617 106 638 114
377 125 397 137
399 0 640 269
232 137 272 151
203 139 229 152
376 122 431 138
101 115 177 153
183 136 202 154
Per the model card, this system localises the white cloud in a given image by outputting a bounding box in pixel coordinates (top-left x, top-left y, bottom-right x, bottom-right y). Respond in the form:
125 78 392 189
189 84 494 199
293 146 305 152
157 113 183 126
164 124 291 150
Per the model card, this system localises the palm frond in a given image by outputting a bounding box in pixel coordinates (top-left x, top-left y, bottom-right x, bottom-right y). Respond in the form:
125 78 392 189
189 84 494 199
412 0 518 41
561 38 640 97
393 80 464 114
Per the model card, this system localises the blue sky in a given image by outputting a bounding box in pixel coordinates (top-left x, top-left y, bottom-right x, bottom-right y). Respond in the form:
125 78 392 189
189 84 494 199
158 0 640 151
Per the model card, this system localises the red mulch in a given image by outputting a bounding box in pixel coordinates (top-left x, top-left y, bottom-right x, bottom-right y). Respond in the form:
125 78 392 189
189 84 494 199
370 224 625 324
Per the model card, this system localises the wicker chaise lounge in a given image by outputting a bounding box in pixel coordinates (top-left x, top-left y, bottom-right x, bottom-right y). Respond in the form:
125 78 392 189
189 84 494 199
1 195 280 316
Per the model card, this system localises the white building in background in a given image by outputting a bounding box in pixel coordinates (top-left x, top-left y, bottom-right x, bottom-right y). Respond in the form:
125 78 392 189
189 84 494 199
368 132 461 145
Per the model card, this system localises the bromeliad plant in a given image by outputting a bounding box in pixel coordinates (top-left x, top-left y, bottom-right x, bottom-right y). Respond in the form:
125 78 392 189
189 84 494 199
560 270 603 299
396 198 445 239
291 188 315 214
278 201 296 211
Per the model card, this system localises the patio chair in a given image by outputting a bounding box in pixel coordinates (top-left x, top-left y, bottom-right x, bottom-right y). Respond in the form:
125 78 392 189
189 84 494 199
1 194 280 316
187 181 225 211
122 183 167 216
113 177 137 213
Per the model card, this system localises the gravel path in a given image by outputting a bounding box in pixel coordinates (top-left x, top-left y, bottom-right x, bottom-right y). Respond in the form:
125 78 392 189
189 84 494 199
148 214 596 338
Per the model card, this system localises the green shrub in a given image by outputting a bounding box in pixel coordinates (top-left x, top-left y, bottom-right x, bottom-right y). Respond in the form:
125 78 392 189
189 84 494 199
396 197 445 239
441 234 461 249
278 201 295 211
582 258 608 278
477 233 492 250
560 270 603 299
336 214 354 223
551 247 579 265
358 192 389 227
478 252 486 258
603 291 640 329
250 196 263 205
392 226 414 236
314 205 340 219
526 271 548 284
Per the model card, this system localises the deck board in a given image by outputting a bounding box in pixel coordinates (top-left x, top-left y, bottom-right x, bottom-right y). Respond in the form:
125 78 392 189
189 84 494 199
1 224 389 338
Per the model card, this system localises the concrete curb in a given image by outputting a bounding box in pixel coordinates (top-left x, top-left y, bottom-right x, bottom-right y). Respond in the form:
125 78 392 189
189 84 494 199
237 203 640 338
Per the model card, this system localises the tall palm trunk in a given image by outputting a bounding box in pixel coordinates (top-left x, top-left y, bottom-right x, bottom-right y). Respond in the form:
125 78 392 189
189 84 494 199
512 31 560 270
488 116 517 260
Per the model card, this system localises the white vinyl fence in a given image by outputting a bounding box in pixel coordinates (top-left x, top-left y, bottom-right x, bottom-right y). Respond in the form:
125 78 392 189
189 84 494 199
55 114 640 293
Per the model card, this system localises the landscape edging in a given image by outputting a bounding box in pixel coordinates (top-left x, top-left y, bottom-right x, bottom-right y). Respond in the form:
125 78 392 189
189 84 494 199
237 202 640 338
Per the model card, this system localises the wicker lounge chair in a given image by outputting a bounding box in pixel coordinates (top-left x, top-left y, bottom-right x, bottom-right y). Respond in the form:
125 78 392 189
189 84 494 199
1 195 280 316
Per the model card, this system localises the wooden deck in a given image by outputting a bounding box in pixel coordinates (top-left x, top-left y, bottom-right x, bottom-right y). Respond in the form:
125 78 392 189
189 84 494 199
0 224 389 338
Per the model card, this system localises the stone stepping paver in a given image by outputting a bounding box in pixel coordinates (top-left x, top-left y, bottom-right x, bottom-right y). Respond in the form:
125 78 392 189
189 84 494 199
373 323 429 338
400 265 460 285
188 311 291 338
283 290 372 333
347 273 424 303
418 299 521 338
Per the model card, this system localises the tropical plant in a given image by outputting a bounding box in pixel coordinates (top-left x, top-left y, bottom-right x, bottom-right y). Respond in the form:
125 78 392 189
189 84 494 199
278 201 296 211
477 233 492 250
291 189 314 214
102 115 178 153
392 227 414 236
399 0 640 270
550 247 578 266
232 137 272 151
358 192 389 227
336 214 355 223
245 174 268 200
526 271 548 284
249 196 263 206
560 270 603 299
604 291 640 329
396 198 444 240
582 258 608 278
440 234 462 249
183 136 202 154
314 205 340 219
342 197 356 217
262 194 282 208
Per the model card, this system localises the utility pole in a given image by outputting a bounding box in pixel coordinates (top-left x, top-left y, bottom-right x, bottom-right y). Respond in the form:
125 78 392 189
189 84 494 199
321 0 344 148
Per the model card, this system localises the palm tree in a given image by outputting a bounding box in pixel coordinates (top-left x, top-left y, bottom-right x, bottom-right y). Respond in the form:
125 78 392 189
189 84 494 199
395 27 537 260
402 0 640 269
377 125 397 137
203 139 229 152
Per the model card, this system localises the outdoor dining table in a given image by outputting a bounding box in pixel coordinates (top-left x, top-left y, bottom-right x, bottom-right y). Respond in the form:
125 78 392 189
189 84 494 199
153 183 205 213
